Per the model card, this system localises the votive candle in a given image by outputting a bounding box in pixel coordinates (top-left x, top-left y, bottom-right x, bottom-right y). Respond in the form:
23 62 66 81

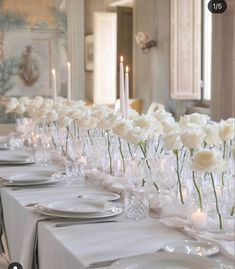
191 209 207 230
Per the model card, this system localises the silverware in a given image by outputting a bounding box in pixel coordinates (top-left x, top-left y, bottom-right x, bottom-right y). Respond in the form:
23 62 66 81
55 219 118 228
86 258 119 268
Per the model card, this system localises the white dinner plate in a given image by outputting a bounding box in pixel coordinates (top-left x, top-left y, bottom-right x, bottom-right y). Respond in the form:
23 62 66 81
1 170 55 184
34 204 123 219
110 253 220 269
39 198 108 214
78 192 120 201
0 152 34 164
1 176 64 187
163 240 219 256
0 143 9 150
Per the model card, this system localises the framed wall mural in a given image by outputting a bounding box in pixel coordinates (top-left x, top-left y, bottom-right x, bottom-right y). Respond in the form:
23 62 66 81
0 0 68 123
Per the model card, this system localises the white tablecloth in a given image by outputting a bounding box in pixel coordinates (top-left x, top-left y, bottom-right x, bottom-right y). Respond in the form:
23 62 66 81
0 164 234 269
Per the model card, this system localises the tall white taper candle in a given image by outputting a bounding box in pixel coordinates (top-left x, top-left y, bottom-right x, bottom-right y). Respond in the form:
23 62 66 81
67 62 71 102
125 66 129 119
120 56 126 118
51 68 57 103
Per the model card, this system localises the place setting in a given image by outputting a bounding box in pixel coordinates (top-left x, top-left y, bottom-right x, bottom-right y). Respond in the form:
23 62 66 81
0 151 35 165
33 196 123 221
0 170 64 187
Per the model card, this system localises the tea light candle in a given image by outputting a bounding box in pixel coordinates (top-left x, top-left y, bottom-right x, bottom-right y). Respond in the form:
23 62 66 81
191 209 207 230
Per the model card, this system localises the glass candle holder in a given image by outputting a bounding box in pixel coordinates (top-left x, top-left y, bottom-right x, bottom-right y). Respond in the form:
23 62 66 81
124 187 149 220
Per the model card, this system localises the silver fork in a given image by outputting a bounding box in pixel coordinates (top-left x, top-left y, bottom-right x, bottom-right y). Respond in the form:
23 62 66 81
55 219 118 228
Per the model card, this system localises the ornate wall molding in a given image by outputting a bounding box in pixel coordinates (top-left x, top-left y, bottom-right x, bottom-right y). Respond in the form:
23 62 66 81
67 0 85 100
170 0 201 100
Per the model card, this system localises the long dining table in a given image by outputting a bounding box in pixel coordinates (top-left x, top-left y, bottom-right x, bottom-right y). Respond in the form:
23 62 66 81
0 156 234 269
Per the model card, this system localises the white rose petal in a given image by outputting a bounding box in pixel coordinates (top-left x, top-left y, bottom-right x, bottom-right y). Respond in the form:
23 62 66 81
112 119 133 138
180 128 206 149
219 120 235 142
125 127 150 145
192 150 226 173
203 124 222 146
163 131 182 151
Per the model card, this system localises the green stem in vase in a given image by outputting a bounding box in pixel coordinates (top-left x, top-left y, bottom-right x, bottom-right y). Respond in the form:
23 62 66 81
127 142 133 159
65 127 69 157
190 149 202 210
230 205 234 217
155 137 160 154
210 173 223 230
220 141 226 186
87 129 93 145
106 131 113 175
118 137 125 173
139 143 159 192
174 149 184 205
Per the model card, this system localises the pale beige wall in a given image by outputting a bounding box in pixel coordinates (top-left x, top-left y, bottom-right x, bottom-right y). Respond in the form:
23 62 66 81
211 0 235 121
133 0 197 118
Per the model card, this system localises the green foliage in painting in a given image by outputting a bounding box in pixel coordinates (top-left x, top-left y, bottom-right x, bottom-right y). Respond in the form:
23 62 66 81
0 0 28 31
51 6 67 36
0 58 20 95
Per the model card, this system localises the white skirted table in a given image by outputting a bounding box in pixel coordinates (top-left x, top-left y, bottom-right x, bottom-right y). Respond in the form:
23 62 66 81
0 164 234 269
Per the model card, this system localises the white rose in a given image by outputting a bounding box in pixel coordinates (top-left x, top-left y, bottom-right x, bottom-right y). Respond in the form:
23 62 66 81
98 112 121 130
47 110 58 123
18 97 30 105
5 98 19 113
125 127 150 145
180 128 206 149
163 131 182 151
91 105 110 120
37 107 50 121
78 114 98 129
180 113 209 127
152 109 174 122
14 104 26 115
218 120 235 142
192 150 226 173
127 109 139 120
32 96 44 106
162 120 179 134
151 121 163 138
203 124 222 146
112 119 133 138
134 115 156 129
57 115 72 128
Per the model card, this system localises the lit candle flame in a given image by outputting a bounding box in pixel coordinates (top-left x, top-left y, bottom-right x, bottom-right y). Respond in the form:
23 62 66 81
126 66 129 73
51 69 56 75
67 62 71 67
120 56 124 63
